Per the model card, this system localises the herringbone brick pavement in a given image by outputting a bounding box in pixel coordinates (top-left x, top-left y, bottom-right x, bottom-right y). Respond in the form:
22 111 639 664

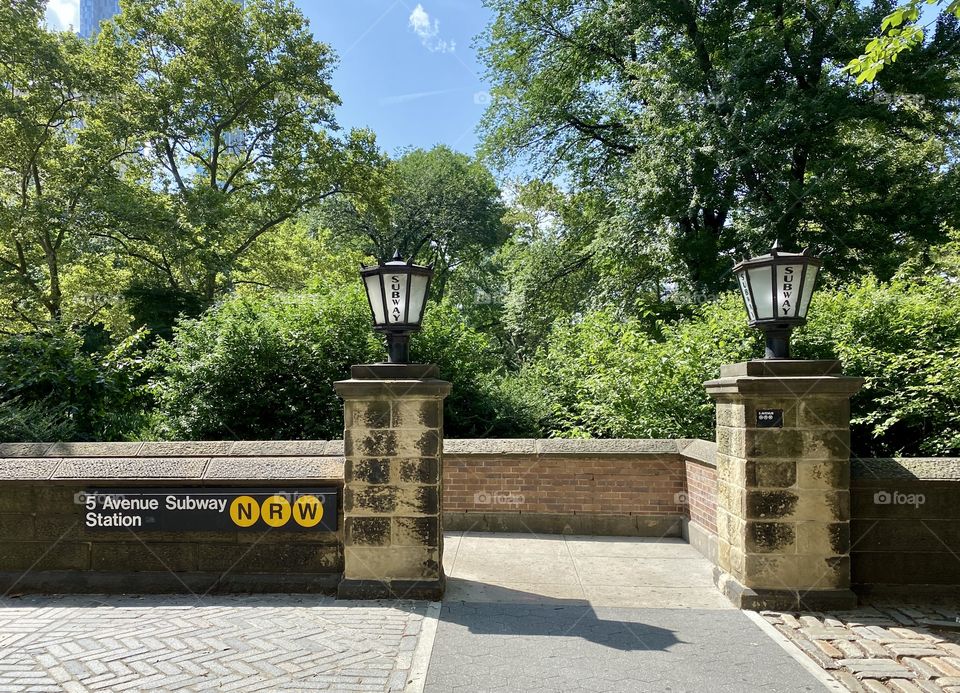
0 594 427 692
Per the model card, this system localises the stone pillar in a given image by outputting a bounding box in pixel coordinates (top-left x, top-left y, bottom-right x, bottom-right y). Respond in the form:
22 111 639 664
704 360 863 610
334 364 451 600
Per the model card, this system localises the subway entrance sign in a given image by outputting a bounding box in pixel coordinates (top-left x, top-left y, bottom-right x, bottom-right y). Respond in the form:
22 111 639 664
82 487 338 532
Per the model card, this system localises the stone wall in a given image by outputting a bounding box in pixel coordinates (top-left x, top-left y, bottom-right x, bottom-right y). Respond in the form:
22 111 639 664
851 457 960 592
0 442 343 593
673 447 960 592
443 439 690 536
2 440 958 594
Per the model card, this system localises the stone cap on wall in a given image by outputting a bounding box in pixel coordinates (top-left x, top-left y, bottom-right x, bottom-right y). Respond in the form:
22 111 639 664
0 440 345 482
2 440 956 481
853 457 960 481
678 439 717 467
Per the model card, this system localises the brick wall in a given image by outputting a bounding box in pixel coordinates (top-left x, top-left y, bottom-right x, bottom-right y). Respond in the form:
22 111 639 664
684 460 718 535
442 439 689 536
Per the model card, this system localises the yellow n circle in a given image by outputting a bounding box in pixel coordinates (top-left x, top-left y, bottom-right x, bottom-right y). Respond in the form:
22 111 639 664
229 496 259 527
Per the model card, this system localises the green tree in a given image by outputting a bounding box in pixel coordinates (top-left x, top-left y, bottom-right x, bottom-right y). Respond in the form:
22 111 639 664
99 0 381 305
479 0 959 296
0 0 136 326
846 0 960 81
318 145 509 300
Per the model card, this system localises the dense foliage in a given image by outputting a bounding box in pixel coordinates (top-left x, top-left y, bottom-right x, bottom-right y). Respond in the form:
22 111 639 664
0 1 957 457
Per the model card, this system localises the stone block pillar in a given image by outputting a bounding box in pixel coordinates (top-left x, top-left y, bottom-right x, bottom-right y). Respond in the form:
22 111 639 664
334 364 451 600
704 360 863 610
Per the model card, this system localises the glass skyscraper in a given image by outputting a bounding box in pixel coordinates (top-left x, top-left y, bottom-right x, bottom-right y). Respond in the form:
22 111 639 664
79 0 121 38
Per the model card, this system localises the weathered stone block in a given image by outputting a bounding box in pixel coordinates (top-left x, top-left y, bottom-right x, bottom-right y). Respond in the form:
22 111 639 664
344 485 438 516
392 400 441 429
0 542 89 570
798 398 850 430
91 542 197 572
347 400 391 429
397 458 439 484
745 459 797 488
0 487 35 512
796 459 849 489
197 544 341 573
343 546 439 581
746 521 796 553
0 513 34 540
715 403 746 428
746 489 799 519
345 458 391 485
345 517 390 546
344 430 398 458
795 521 849 555
392 517 439 546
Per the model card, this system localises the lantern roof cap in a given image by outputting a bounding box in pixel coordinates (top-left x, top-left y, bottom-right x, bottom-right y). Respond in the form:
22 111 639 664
733 242 821 273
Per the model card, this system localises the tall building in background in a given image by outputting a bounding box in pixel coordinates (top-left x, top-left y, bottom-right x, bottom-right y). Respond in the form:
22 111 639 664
80 0 120 38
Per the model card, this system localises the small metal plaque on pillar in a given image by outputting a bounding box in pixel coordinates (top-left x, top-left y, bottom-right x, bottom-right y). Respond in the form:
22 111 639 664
756 409 783 428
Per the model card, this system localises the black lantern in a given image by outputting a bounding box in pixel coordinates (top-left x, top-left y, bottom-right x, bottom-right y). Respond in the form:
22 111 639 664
733 242 821 359
360 251 433 363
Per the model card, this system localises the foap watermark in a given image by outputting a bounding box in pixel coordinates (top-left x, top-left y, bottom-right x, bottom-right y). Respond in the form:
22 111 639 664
873 490 925 508
872 92 926 109
473 90 519 107
474 491 525 506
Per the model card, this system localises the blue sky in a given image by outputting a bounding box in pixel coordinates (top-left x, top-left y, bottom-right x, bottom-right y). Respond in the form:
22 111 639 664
300 1 494 156
45 0 495 157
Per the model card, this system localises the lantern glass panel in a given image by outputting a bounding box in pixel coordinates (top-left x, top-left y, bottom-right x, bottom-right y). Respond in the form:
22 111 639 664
747 265 774 319
364 274 386 325
384 271 410 324
407 274 429 325
774 262 802 319
736 270 756 322
797 263 818 318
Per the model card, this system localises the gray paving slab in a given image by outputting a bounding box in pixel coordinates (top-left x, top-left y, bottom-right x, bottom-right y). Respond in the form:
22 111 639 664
424 602 829 693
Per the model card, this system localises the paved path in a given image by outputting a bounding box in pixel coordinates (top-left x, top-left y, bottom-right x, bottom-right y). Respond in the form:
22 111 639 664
0 533 832 692
427 531 830 692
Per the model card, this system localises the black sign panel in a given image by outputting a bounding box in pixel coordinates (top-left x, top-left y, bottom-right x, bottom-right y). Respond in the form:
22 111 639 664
756 409 784 428
82 487 338 532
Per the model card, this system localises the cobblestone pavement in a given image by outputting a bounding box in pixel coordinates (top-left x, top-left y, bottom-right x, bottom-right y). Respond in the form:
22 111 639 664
762 603 960 692
0 594 427 692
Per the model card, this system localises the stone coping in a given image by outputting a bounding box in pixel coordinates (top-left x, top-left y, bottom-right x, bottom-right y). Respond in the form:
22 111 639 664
0 456 345 482
1 440 957 481
852 457 960 481
678 439 717 467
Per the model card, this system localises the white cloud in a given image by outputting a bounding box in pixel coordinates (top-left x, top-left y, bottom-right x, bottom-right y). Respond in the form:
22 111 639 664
45 0 79 32
408 3 455 54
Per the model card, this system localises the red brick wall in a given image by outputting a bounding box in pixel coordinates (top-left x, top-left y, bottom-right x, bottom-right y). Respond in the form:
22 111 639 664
443 454 686 516
684 459 718 534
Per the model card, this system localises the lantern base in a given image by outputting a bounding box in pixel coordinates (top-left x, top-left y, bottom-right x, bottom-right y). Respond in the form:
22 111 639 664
762 327 792 359
385 333 410 364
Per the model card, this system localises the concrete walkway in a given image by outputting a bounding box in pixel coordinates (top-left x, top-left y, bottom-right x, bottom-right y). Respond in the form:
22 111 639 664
426 532 831 692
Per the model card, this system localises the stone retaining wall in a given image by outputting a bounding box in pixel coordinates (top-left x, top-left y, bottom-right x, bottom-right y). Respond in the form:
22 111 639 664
0 442 344 593
1 441 957 593
672 448 960 592
851 457 960 592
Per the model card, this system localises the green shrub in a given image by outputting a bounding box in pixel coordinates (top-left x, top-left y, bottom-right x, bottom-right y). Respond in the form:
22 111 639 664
523 295 757 439
150 286 382 440
0 329 148 442
413 301 543 437
150 288 541 440
793 276 960 456
524 276 960 456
